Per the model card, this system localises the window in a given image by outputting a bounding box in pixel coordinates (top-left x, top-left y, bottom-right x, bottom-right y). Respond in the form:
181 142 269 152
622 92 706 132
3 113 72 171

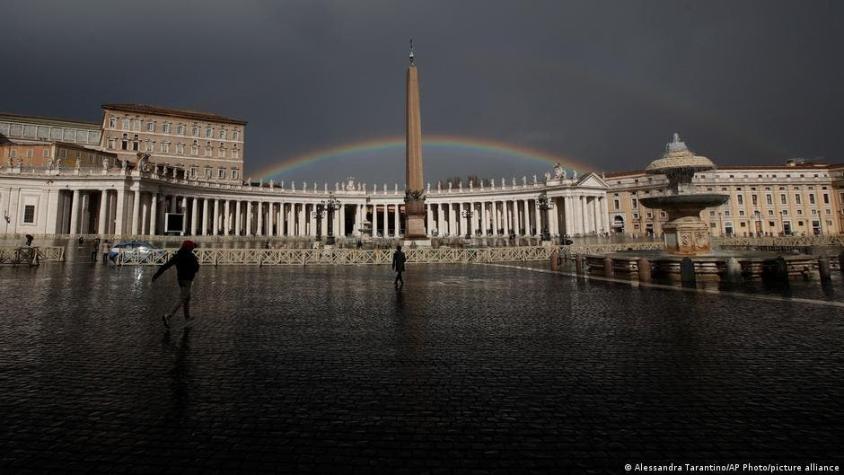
109 117 117 128
809 194 816 205
218 147 225 158
162 122 171 134
204 146 212 157
121 118 129 130
232 148 239 159
42 149 49 158
613 199 619 210
192 125 199 136
147 122 155 132
231 169 238 180
190 167 197 177
795 194 801 205
132 135 139 151
121 134 128 150
177 124 185 135
108 138 116 149
205 127 213 138
191 141 198 155
27 150 35 159
177 143 185 155
737 195 743 205
219 129 226 140
218 168 225 179
8 149 16 158
780 194 787 205
823 193 829 204
766 194 772 206
23 205 35 224
205 168 212 178
233 130 240 141
751 195 758 206
631 198 638 209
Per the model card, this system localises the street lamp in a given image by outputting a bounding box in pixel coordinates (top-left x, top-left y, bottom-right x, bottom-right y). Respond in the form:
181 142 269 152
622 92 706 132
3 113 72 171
537 191 554 242
323 193 341 245
461 208 473 239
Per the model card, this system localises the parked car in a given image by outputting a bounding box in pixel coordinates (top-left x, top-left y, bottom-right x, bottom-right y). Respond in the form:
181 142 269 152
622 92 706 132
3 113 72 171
108 240 163 262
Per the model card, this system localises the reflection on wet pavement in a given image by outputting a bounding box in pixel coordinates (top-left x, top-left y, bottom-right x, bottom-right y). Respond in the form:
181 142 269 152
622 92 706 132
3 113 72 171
1 263 842 472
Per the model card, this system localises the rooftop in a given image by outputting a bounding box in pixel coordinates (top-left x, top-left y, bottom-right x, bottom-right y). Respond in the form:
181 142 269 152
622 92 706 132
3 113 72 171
0 112 100 128
102 104 247 126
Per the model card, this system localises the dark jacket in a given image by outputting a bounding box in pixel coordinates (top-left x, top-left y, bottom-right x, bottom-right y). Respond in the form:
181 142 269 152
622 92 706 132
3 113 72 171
153 249 200 282
392 250 406 272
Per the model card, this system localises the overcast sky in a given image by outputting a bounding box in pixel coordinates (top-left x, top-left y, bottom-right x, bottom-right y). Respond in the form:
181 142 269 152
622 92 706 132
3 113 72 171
2 0 842 184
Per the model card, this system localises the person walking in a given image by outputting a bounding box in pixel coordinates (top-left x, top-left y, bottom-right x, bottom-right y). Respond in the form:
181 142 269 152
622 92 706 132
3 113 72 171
152 240 200 329
392 244 406 290
91 238 101 262
101 239 111 264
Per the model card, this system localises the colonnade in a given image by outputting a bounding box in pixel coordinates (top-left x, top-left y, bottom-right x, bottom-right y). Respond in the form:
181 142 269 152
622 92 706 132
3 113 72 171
56 190 610 238
426 195 610 238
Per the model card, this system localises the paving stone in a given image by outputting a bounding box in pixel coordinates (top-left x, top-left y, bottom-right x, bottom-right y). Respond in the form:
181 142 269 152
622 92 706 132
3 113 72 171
0 263 842 473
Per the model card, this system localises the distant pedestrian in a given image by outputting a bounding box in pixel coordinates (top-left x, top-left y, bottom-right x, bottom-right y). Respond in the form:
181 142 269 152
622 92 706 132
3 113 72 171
392 244 406 290
91 238 101 262
101 240 111 264
152 240 200 329
22 234 38 266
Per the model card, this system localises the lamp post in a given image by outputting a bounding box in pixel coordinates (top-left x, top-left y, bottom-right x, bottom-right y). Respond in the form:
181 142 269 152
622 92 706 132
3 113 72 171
461 208 473 239
324 193 341 245
537 191 554 242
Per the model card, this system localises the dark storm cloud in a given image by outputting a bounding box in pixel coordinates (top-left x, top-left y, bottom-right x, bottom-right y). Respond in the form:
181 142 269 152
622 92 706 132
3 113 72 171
2 0 842 183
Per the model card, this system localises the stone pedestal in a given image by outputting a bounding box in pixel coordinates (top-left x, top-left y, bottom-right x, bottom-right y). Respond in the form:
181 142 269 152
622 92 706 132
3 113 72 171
662 216 711 255
404 197 426 239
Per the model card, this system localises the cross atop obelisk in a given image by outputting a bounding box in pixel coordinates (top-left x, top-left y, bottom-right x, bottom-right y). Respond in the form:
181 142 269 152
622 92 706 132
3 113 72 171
404 38 427 239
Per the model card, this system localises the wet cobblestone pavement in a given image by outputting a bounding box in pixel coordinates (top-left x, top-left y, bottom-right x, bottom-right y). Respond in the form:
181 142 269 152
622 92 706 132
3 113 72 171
1 263 843 473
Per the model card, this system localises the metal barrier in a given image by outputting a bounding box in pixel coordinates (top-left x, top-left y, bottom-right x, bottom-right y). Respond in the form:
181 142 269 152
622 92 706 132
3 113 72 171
0 246 65 265
115 246 557 266
115 241 663 266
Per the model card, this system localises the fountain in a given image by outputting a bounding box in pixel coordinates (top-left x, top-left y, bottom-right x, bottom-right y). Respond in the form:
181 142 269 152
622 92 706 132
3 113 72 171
640 133 728 255
581 134 821 285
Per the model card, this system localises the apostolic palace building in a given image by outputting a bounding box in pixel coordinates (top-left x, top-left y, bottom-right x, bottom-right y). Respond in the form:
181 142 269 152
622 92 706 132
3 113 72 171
1 106 842 242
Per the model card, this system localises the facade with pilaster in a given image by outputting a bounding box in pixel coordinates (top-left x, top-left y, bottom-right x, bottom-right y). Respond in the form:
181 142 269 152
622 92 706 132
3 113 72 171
606 161 844 238
99 104 246 183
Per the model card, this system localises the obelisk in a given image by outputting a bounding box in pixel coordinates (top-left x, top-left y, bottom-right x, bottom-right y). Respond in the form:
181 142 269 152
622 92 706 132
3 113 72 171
404 39 427 239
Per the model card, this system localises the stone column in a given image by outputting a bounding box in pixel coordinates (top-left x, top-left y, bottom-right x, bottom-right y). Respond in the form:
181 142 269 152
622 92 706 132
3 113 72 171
339 204 346 237
219 200 227 236
353 204 361 237
130 189 141 235
394 204 401 238
209 199 216 236
601 197 610 234
308 204 316 237
425 203 433 236
287 203 294 236
503 202 511 236
458 202 465 237
97 190 108 235
297 203 306 237
188 197 197 235
246 201 253 236
372 204 379 238
232 200 240 236
277 202 284 237
320 204 328 239
257 202 263 237
200 198 208 236
534 201 542 237
383 204 389 237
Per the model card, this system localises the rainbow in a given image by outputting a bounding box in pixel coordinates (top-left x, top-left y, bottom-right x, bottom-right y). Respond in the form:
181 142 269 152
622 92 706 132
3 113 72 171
252 134 592 180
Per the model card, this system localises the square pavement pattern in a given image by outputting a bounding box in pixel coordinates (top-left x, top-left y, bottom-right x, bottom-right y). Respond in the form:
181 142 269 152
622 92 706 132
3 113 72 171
1 263 842 473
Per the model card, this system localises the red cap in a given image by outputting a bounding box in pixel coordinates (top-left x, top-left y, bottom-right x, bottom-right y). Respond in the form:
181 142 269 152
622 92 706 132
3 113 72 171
181 240 197 251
